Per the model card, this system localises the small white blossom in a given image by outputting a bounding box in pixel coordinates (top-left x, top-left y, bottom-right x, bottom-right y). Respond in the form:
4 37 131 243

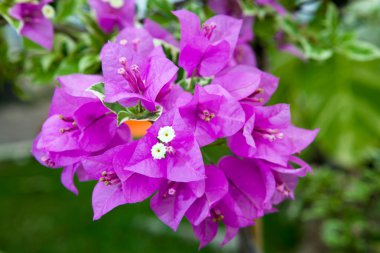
168 188 176 196
119 39 128 46
42 5 55 19
157 126 176 143
109 0 124 8
151 143 166 160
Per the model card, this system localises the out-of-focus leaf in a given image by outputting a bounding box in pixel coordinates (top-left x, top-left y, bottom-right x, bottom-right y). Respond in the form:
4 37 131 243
55 57 79 76
342 0 380 45
325 3 339 35
270 52 380 166
54 34 77 54
289 162 380 252
240 0 257 16
78 54 100 73
0 3 22 31
55 0 84 22
41 54 57 71
344 180 372 202
300 39 333 61
277 16 300 39
322 219 350 248
201 139 231 165
338 40 380 61
146 0 175 26
79 12 107 44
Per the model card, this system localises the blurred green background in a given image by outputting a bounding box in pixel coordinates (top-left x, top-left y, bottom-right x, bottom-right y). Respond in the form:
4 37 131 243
1 0 380 252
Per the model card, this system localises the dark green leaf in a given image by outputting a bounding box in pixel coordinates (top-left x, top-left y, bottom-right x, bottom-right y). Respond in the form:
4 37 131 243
201 139 231 165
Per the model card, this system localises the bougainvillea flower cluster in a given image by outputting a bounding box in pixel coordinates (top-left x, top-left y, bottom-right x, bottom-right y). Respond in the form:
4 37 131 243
9 0 54 49
209 0 306 61
32 9 318 248
88 0 135 33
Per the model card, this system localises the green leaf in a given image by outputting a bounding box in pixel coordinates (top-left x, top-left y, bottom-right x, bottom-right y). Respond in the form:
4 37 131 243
153 39 179 63
322 219 350 248
145 0 175 27
344 180 372 202
78 54 100 73
117 106 163 126
300 39 333 61
0 3 22 31
87 82 105 100
325 3 339 35
338 40 380 61
55 57 79 76
197 77 212 86
277 16 300 39
79 12 107 43
175 67 185 83
40 54 57 71
240 0 257 16
104 102 126 114
201 139 231 165
55 0 84 22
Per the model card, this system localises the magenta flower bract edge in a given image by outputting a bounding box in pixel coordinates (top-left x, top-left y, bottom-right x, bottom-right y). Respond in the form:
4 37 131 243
31 9 318 249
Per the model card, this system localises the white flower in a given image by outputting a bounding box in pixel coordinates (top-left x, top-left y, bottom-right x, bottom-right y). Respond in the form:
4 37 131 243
151 143 166 160
157 126 176 143
42 5 55 19
168 188 176 196
119 39 128 46
109 0 124 8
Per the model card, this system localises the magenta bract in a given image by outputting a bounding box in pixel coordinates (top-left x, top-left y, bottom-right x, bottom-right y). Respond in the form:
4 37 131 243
9 0 54 49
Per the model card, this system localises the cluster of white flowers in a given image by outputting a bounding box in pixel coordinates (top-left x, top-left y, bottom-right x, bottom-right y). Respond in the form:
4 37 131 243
151 126 176 160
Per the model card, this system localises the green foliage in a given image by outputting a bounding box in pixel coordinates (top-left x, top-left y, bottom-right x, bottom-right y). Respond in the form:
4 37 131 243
153 38 179 63
78 54 100 73
270 52 380 167
251 2 380 252
201 139 231 165
145 0 176 27
252 1 380 62
116 106 163 125
0 1 108 88
288 162 380 252
0 1 21 31
55 0 86 22
0 159 232 253
342 0 380 45
337 40 380 61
